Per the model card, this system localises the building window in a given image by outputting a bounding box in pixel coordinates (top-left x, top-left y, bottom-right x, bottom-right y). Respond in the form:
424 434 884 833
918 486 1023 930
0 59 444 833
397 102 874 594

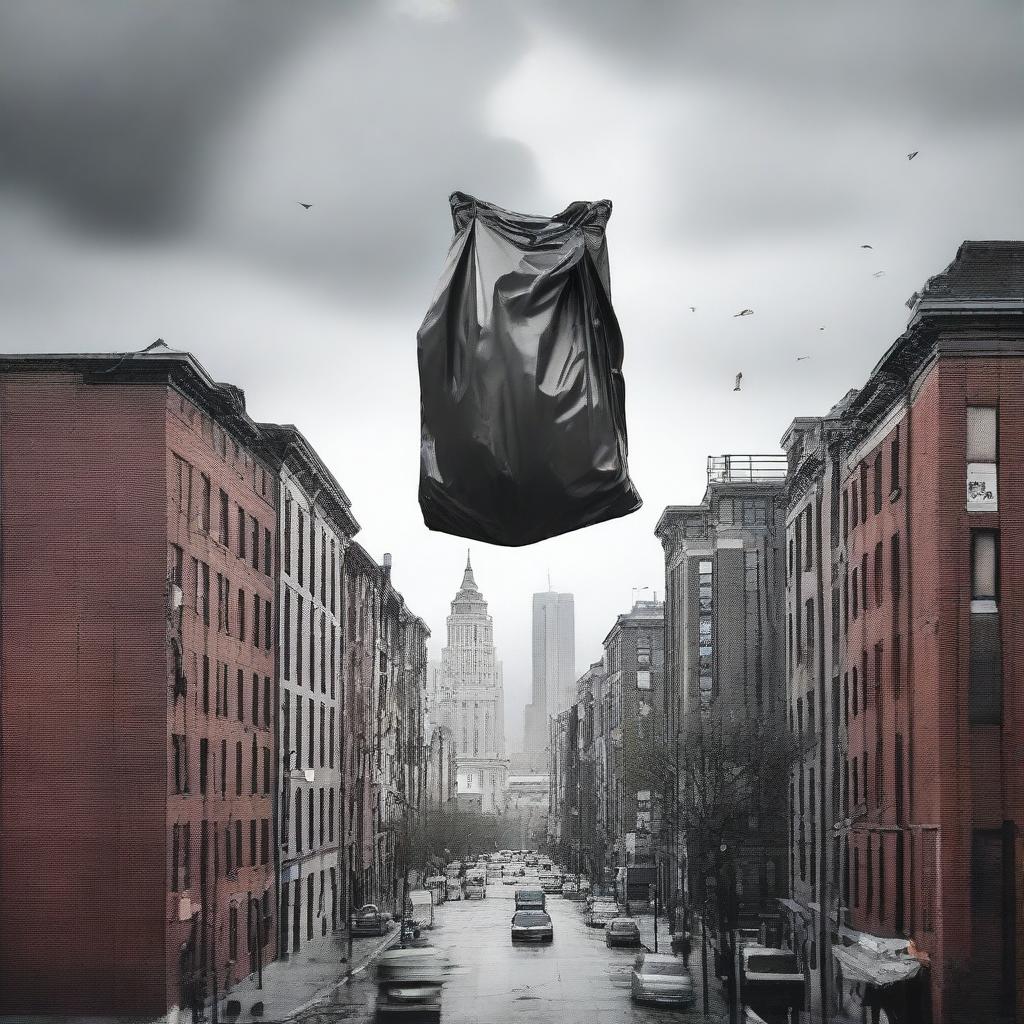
235 819 242 870
197 561 210 626
636 670 651 690
200 474 211 533
296 694 303 768
199 738 208 795
264 675 271 728
203 655 210 714
319 787 325 847
221 738 227 795
891 533 901 604
851 567 859 619
859 464 868 521
297 594 304 686
804 506 813 569
873 452 882 514
805 599 814 661
250 515 259 571
970 530 1002 723
218 489 229 547
861 553 868 610
319 704 326 767
842 489 849 537
866 833 874 913
284 497 292 576
851 482 858 529
252 672 260 725
238 669 245 723
853 845 860 907
251 735 258 794
966 406 998 511
250 819 257 867
229 905 239 960
236 741 242 796
328 789 335 843
892 635 902 699
173 734 189 793
252 593 260 648
284 590 291 681
237 506 246 560
297 509 305 587
874 541 883 606
295 788 303 852
265 526 273 576
265 599 272 651
330 542 337 613
890 428 900 494
698 560 713 709
261 818 270 865
238 590 246 643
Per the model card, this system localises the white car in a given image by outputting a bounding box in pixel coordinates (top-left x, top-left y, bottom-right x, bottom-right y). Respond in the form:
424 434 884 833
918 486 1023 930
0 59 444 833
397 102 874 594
585 898 620 928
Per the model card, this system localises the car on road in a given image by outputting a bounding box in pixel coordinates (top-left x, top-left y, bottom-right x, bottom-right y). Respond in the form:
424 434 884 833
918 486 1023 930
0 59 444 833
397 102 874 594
630 952 696 1008
585 898 620 928
514 889 546 911
502 875 520 885
539 872 562 894
560 877 580 898
375 946 445 1022
352 904 391 937
511 910 554 944
605 918 642 947
464 873 486 899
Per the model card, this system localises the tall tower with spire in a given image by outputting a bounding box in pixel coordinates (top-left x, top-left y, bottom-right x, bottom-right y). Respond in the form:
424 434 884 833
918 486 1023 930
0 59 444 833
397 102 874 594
438 551 508 813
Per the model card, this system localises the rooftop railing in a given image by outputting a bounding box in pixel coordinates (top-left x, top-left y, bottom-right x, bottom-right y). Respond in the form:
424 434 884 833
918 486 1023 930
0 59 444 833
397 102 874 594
707 454 788 484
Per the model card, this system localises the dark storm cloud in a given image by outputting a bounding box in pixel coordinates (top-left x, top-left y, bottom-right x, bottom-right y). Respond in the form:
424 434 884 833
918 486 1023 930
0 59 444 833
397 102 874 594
0 1 365 234
194 1 539 304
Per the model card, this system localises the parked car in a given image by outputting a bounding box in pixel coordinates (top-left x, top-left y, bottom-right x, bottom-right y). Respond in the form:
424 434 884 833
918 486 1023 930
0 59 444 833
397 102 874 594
465 874 486 899
515 889 546 911
352 904 391 937
561 878 580 899
585 898 620 928
539 873 563 894
605 918 642 947
630 952 696 1008
375 946 445 1022
446 880 464 901
405 889 435 930
739 945 805 1023
511 910 554 943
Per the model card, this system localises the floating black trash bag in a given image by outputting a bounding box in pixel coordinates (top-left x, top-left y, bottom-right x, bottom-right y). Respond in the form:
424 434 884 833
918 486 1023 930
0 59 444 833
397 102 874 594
417 191 642 547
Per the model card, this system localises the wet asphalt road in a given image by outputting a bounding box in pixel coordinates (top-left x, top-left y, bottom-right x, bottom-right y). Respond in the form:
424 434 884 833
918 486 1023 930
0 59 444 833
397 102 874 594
304 879 728 1024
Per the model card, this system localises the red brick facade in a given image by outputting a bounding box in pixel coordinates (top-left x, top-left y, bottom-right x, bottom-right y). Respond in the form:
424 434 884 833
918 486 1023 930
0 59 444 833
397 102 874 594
0 357 277 1018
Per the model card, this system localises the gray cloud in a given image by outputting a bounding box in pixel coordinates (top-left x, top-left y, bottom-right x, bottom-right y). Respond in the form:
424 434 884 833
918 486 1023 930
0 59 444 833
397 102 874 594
0 1 363 233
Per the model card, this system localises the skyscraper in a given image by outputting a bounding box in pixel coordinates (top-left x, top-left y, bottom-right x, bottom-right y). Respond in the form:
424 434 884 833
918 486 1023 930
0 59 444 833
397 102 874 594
437 552 508 813
523 590 575 760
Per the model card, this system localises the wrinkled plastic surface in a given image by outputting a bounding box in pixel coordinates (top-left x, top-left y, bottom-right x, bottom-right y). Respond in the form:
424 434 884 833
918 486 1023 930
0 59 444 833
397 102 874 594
417 191 642 546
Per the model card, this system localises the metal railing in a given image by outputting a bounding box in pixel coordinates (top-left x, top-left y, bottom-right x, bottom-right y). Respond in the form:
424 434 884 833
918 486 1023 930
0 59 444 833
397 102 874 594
707 454 788 484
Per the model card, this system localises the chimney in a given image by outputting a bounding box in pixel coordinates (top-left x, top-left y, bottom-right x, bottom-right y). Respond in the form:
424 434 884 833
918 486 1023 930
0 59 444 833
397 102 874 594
382 552 392 583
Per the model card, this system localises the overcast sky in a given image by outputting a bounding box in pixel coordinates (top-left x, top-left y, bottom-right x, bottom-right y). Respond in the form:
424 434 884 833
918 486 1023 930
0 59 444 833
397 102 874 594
2 1 1022 749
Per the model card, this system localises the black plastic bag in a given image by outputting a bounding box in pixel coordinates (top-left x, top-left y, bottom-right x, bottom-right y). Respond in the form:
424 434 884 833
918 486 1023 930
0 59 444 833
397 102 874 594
417 191 642 547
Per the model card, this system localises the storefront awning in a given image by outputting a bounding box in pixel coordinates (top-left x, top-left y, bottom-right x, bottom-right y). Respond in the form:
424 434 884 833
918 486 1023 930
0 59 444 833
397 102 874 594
832 944 922 988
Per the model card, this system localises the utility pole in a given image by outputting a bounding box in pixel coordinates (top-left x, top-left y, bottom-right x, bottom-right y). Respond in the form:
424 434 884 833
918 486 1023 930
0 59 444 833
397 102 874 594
701 898 711 1019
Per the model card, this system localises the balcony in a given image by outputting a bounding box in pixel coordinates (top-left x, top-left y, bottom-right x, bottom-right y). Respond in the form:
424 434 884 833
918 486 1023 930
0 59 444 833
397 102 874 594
707 454 788 484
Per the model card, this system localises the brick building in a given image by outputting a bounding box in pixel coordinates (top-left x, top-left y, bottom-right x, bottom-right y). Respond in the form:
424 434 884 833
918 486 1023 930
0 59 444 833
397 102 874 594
0 345 277 1020
656 456 789 944
259 424 358 960
781 241 1023 1024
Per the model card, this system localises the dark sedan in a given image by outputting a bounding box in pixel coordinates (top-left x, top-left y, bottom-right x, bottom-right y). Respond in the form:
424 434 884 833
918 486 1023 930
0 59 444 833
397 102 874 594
511 910 553 943
605 918 642 947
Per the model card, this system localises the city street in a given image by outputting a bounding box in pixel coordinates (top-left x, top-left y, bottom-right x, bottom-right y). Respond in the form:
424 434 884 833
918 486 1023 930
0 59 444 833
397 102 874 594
295 884 730 1024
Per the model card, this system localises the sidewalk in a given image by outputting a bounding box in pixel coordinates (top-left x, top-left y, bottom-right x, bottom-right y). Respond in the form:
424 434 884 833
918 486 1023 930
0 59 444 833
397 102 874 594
221 927 399 1024
634 912 732 1022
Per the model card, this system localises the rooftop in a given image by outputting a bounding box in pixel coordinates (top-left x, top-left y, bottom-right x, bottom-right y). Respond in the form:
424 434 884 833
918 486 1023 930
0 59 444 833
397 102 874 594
707 454 788 484
909 240 1024 307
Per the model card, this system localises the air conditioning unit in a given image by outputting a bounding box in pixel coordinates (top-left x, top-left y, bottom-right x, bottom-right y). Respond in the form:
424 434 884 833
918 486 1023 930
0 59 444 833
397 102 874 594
303 768 315 783
169 584 184 611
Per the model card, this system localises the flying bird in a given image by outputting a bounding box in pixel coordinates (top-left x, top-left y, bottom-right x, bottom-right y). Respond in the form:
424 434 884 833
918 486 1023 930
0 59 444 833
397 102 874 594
689 306 696 312
860 244 873 249
873 271 886 278
796 356 811 361
297 202 313 210
907 151 918 161
733 372 743 391
734 309 754 317
819 326 826 331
